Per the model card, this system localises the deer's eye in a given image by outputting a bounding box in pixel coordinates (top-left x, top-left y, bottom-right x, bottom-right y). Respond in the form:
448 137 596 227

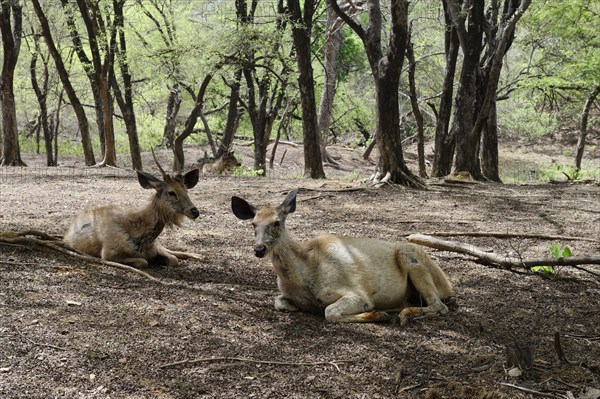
168 191 177 198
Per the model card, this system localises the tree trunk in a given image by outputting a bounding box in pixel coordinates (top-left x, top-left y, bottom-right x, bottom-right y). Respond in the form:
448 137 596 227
289 0 325 179
317 5 344 166
432 0 459 177
575 85 600 170
0 0 26 166
32 0 95 165
406 32 427 178
30 32 55 166
450 0 484 178
162 85 181 149
173 74 213 173
481 99 501 182
330 0 420 187
217 70 242 159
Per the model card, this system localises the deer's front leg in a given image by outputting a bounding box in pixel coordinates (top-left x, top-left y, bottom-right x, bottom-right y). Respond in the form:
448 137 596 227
324 294 391 323
155 244 179 267
275 295 300 312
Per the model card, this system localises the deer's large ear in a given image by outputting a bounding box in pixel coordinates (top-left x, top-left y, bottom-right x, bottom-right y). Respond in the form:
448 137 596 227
278 188 298 215
231 196 257 220
137 170 162 189
183 168 200 189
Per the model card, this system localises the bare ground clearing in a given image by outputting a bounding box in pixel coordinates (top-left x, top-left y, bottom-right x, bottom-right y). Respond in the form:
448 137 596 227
1 143 599 399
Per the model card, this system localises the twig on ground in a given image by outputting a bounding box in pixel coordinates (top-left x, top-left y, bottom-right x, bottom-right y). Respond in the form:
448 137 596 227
158 356 353 371
14 326 67 351
499 382 567 399
554 332 577 365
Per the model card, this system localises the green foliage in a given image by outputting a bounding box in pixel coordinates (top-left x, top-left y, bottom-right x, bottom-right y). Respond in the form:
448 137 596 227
538 161 600 181
531 244 572 276
232 166 264 177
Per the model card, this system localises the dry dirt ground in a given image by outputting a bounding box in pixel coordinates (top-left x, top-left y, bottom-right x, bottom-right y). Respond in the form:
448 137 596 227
1 143 599 399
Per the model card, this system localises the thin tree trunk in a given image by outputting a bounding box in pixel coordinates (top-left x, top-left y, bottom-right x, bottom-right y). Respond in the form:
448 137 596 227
406 31 427 178
289 0 325 179
481 99 501 182
32 0 95 165
317 6 343 166
217 70 242 158
575 85 600 170
432 0 459 177
30 32 55 166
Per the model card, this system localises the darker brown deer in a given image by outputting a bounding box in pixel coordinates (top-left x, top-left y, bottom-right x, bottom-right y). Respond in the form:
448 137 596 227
64 154 201 268
232 189 453 324
201 150 241 175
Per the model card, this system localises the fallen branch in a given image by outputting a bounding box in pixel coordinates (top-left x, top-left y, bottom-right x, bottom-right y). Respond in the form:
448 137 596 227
499 382 567 399
410 231 599 243
158 356 353 371
15 326 67 351
0 231 161 283
408 234 600 269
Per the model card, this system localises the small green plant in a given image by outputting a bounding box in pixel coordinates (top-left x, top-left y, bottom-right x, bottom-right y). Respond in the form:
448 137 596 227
232 165 264 177
530 243 571 276
538 162 582 181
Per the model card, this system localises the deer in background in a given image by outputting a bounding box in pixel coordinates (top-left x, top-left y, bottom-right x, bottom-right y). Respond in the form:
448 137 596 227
231 189 453 324
64 153 201 268
200 150 241 175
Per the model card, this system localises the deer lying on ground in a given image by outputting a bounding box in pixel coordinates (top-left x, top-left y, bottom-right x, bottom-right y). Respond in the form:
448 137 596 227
201 150 241 175
64 155 201 268
231 189 453 324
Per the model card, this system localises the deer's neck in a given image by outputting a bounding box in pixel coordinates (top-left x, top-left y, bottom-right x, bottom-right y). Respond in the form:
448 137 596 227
128 195 180 250
270 233 312 280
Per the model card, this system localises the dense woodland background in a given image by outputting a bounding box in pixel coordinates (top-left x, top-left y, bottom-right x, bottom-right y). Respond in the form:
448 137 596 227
0 0 599 184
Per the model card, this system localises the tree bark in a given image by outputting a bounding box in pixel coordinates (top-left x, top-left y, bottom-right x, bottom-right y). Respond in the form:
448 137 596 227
481 99 501 182
575 85 600 170
317 5 344 166
173 74 213 173
32 0 95 165
217 70 243 159
406 31 427 178
449 0 484 179
0 0 26 166
432 0 459 177
288 0 325 179
30 32 55 166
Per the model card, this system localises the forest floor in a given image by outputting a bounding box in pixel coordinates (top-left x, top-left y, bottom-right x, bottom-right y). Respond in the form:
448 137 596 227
1 135 600 399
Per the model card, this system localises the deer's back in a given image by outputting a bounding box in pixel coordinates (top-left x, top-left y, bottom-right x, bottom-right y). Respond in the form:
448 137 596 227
63 205 132 257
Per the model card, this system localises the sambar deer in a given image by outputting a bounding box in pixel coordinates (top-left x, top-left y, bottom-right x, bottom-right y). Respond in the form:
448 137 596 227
64 154 201 268
201 151 241 175
231 189 453 324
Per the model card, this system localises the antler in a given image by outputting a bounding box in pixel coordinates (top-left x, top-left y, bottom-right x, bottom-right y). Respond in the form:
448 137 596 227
151 148 168 179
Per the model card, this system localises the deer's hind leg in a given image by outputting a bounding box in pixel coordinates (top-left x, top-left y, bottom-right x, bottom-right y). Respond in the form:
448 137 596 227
396 245 452 325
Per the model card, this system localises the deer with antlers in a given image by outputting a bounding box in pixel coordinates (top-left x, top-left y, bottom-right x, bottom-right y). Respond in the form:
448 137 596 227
232 189 453 324
64 152 201 268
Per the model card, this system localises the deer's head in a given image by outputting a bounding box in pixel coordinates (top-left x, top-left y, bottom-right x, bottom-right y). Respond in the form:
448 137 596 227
231 189 298 258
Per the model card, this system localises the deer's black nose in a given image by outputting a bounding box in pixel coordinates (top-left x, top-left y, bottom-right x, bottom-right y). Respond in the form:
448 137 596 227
190 208 200 219
254 244 267 258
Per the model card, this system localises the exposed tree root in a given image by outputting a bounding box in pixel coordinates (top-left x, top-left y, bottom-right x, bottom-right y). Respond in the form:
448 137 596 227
0 230 161 283
408 231 600 243
158 356 353 371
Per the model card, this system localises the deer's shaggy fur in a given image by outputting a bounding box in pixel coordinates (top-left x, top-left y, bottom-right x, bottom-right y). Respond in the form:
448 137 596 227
64 169 200 268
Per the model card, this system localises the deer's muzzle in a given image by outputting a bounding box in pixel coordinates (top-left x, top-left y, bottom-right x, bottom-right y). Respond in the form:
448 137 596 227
254 244 267 258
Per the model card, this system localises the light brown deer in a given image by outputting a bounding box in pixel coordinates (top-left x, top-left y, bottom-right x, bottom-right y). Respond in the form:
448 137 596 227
231 189 453 324
201 150 241 175
64 155 201 268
